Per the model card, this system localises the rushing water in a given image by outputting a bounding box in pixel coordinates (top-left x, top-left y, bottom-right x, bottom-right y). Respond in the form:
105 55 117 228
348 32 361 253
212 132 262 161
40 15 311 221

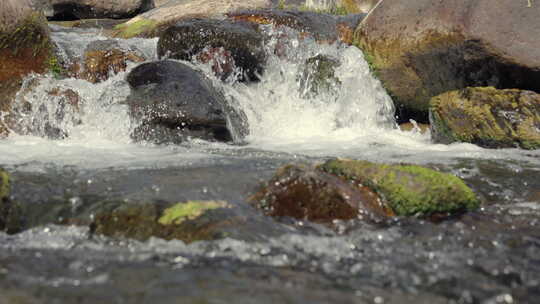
0 23 539 303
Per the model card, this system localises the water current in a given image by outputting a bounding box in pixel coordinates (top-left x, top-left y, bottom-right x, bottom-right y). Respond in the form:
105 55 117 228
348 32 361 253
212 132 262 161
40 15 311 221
0 24 539 303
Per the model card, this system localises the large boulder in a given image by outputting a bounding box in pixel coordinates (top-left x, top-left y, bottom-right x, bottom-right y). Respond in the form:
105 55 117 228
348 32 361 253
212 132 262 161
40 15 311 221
112 0 272 38
0 0 56 138
126 60 248 144
430 87 540 150
31 0 154 20
354 0 540 122
157 19 266 81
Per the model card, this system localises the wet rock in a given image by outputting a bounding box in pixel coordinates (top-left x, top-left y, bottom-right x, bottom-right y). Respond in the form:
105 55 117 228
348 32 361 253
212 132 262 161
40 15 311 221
82 40 145 83
354 0 540 123
250 164 394 223
0 169 23 234
274 0 377 14
91 200 235 242
48 18 126 30
113 0 272 38
0 0 56 138
320 159 480 216
298 54 341 98
32 0 154 20
430 87 540 150
228 9 364 44
157 19 266 82
126 60 248 144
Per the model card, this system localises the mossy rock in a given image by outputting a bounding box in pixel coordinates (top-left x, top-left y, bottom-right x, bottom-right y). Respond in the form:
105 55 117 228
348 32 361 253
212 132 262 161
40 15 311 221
320 159 480 216
91 200 234 243
112 18 160 38
0 168 23 234
430 87 540 149
250 164 394 223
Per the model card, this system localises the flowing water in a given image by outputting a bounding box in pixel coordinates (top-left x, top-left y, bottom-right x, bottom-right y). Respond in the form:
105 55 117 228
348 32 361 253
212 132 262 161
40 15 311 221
0 23 539 303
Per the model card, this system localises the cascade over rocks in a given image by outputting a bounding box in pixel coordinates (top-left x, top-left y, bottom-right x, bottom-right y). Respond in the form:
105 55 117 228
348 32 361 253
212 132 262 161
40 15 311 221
157 19 266 82
0 0 54 138
430 87 540 150
31 0 154 20
354 0 540 123
126 60 248 144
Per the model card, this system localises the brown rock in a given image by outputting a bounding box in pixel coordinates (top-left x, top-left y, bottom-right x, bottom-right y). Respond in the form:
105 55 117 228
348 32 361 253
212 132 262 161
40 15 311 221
354 0 540 122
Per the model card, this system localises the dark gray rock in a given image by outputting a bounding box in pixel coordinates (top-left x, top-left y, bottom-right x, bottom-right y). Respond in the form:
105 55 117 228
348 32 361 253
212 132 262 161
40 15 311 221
32 0 154 20
126 60 248 144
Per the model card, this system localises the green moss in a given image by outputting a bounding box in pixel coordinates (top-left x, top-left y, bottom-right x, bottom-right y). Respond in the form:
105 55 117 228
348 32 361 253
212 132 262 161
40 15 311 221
114 19 158 38
0 12 51 56
158 200 229 225
320 159 480 216
0 168 9 200
46 55 65 79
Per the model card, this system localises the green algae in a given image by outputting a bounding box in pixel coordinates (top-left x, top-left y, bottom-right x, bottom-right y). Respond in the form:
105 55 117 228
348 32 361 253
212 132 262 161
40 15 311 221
320 159 480 216
158 200 229 225
0 168 9 200
114 19 158 38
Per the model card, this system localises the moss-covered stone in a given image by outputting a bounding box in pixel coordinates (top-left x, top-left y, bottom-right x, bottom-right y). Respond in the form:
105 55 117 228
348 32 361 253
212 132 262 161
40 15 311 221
0 168 23 234
430 87 540 149
320 159 480 216
250 164 394 223
0 168 9 200
112 18 159 38
91 200 234 243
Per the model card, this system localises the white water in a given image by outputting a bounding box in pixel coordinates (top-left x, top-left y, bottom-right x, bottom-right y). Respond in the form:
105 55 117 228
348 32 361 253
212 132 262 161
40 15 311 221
0 25 538 170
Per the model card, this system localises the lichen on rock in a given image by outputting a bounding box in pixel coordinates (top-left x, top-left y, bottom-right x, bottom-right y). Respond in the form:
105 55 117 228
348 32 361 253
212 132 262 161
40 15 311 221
158 200 230 225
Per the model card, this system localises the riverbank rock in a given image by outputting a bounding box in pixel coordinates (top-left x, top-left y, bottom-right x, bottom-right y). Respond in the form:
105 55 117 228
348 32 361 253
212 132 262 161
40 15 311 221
320 159 480 216
354 0 540 123
228 9 364 44
82 40 145 83
126 60 248 144
31 0 154 20
112 0 272 39
91 200 235 242
250 164 394 223
430 87 540 150
157 19 266 82
0 0 56 138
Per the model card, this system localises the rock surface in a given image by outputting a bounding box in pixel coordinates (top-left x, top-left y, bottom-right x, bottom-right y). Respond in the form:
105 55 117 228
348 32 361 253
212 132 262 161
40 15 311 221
430 87 540 150
126 60 248 144
0 169 23 234
250 164 394 223
31 0 154 20
354 0 540 122
320 159 480 216
157 19 266 82
0 0 55 138
113 0 272 38
298 54 341 98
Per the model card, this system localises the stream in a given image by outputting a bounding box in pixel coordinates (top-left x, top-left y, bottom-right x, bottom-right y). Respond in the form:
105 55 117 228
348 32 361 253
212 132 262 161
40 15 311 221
0 23 539 304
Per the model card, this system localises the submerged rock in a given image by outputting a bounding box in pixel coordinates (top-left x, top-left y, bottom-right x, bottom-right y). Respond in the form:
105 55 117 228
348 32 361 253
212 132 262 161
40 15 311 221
126 60 248 144
430 87 540 150
32 0 154 20
320 159 480 216
250 164 394 223
91 200 234 242
298 54 341 98
112 0 272 38
0 169 23 234
158 19 266 82
82 40 145 83
0 0 56 138
354 0 540 123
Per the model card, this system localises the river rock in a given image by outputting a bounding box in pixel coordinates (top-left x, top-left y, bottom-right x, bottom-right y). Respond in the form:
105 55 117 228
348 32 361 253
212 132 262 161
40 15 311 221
320 159 480 217
126 60 248 144
228 9 364 44
354 0 540 123
298 54 341 98
250 164 394 223
0 169 23 234
82 40 146 83
430 87 540 150
31 0 154 20
157 19 266 82
0 0 55 138
91 200 236 242
113 0 272 38
278 0 378 14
